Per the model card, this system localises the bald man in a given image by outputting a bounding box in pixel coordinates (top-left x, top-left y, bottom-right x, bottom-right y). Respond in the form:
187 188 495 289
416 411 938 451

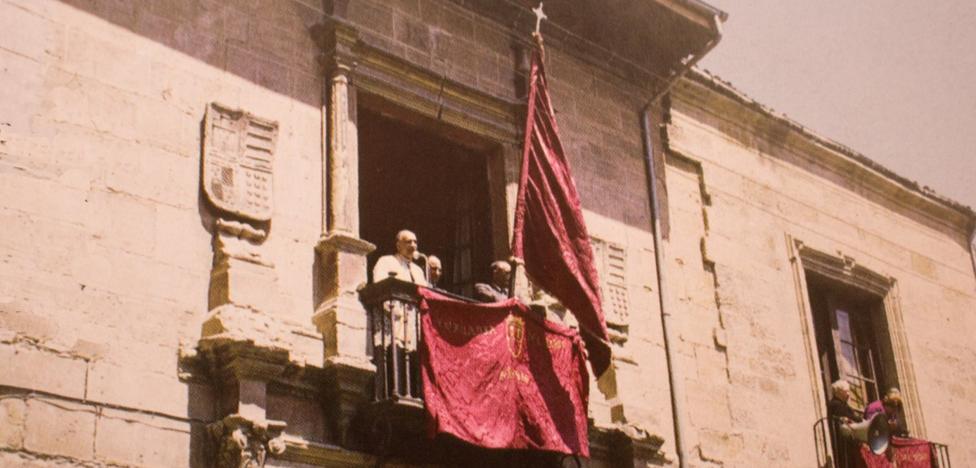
474 260 511 302
427 255 443 288
372 230 428 286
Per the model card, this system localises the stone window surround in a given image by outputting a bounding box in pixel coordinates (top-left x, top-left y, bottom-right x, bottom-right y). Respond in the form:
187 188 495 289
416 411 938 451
786 235 926 438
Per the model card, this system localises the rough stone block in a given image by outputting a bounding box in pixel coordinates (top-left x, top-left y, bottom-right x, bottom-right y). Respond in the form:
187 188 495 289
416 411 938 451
267 392 327 442
94 408 190 467
87 361 188 418
0 451 64 468
698 429 744 463
209 256 279 313
0 298 59 343
65 23 153 93
346 0 394 38
225 44 292 97
394 13 431 52
153 205 212 269
0 2 65 61
87 190 157 256
0 343 87 400
0 398 26 449
23 398 95 460
685 380 732 432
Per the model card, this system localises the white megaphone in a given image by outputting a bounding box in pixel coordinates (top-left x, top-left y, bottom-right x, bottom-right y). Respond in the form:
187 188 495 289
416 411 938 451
840 413 891 455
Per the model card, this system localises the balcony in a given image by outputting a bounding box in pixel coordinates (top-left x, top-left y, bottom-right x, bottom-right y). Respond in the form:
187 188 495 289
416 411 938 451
355 278 667 467
357 278 427 461
813 417 951 468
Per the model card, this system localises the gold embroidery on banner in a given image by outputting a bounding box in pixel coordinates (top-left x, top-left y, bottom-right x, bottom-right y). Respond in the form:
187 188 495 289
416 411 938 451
506 315 525 359
432 318 494 337
546 336 568 350
498 367 531 384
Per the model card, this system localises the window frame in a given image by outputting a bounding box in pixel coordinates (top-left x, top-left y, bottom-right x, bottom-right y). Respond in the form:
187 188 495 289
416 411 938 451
787 238 926 438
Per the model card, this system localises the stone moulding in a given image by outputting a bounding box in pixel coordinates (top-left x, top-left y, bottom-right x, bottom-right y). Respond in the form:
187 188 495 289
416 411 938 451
310 17 520 146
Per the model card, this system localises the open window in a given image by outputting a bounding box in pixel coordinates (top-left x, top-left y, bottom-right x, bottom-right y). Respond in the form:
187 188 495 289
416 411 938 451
806 272 898 411
358 103 495 297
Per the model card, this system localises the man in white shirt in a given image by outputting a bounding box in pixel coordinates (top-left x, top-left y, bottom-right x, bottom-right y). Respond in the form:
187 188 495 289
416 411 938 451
372 230 428 286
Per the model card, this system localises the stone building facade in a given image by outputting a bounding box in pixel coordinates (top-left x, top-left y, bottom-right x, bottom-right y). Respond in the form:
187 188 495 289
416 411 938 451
1 0 974 467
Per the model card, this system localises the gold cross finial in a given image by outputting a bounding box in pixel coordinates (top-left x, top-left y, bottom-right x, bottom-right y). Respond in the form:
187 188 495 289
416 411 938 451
533 2 547 34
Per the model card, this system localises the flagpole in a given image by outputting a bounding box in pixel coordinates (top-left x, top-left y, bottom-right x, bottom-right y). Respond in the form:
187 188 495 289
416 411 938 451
509 4 546 299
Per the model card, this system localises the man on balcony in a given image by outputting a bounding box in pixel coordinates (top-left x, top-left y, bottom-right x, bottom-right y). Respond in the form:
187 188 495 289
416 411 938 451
828 379 863 468
372 229 428 286
428 255 443 289
474 260 511 302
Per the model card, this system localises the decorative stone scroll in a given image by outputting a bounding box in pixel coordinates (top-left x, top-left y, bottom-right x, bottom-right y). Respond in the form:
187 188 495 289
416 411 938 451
203 103 278 223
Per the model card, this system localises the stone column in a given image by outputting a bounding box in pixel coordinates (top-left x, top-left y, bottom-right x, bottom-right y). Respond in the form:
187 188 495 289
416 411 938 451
311 19 376 447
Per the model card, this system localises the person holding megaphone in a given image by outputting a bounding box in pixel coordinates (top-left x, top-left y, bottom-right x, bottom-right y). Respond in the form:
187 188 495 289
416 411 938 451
828 380 867 467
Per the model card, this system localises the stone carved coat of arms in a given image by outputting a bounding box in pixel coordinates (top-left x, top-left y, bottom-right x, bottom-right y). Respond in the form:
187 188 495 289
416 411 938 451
203 103 278 222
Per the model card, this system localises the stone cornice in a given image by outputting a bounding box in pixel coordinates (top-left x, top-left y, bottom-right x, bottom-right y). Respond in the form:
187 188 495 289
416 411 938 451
795 240 893 297
671 69 976 238
311 16 521 145
353 42 520 144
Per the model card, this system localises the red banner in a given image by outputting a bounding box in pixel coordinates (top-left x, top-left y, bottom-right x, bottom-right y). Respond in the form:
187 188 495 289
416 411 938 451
419 288 590 456
860 437 933 468
511 37 611 377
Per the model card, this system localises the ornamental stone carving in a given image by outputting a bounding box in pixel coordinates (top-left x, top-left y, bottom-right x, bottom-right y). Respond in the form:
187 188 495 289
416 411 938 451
209 414 287 468
203 102 278 223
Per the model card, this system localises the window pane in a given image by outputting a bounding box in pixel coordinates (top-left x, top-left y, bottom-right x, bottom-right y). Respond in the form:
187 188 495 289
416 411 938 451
836 309 852 343
840 342 857 377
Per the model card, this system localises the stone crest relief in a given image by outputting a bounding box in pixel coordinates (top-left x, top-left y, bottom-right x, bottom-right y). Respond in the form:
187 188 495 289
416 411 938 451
203 103 278 222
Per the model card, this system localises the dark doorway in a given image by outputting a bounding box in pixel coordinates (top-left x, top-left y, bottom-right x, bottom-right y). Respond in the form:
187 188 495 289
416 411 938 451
806 272 898 411
359 108 494 297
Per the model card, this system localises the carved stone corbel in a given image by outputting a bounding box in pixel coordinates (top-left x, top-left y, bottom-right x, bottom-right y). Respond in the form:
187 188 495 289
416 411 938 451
209 414 287 468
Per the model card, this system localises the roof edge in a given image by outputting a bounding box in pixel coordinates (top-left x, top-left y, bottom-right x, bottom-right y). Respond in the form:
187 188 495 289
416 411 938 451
651 0 728 31
683 67 975 226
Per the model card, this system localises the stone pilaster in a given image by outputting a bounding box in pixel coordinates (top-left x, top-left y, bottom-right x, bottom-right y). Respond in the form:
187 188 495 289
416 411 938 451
311 19 377 448
317 18 361 237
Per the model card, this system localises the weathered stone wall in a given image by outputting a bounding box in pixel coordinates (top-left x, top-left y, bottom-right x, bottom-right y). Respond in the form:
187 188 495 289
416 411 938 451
0 0 325 465
665 74 976 466
3 0 973 467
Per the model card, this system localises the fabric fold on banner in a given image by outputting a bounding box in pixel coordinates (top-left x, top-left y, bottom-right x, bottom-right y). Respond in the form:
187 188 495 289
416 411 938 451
511 39 611 376
859 437 933 468
419 288 590 456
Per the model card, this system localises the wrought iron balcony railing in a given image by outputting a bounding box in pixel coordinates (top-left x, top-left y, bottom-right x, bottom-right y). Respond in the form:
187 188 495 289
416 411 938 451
359 277 425 409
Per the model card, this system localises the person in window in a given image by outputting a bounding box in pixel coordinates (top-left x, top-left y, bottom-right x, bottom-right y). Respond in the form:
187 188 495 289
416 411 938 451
474 260 511 302
865 387 909 437
372 230 428 286
828 379 863 468
828 379 862 423
427 255 443 289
